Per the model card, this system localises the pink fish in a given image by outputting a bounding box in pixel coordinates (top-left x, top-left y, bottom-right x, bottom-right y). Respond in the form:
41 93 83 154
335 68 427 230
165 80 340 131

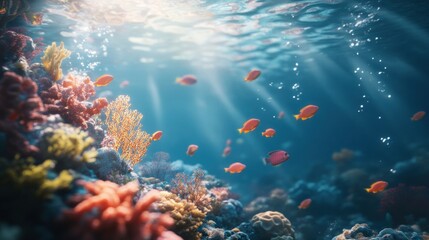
226 139 232 146
278 111 285 119
120 80 129 88
94 74 114 87
411 111 425 121
186 144 199 156
263 150 290 166
244 69 261 82
225 162 246 174
176 75 197 85
222 146 231 157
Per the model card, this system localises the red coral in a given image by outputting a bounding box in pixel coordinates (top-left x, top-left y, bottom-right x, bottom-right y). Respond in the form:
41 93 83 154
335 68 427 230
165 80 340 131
380 184 429 226
60 180 182 240
41 73 108 129
0 71 46 154
0 30 39 63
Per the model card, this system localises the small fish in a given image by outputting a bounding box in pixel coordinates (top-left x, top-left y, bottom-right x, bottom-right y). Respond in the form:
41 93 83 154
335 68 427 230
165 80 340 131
278 111 285 119
238 118 260 134
186 144 199 156
176 75 197 85
226 139 232 146
0 8 6 15
263 150 290 166
411 111 425 121
119 80 129 88
23 12 43 26
94 74 114 87
244 69 261 82
298 198 312 209
151 131 163 141
262 128 276 138
294 105 319 120
224 162 246 174
365 181 388 193
222 146 231 157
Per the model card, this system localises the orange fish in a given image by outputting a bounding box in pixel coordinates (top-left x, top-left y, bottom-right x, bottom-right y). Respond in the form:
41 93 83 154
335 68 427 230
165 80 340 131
238 118 260 134
262 128 276 137
176 75 197 85
411 111 425 121
294 105 319 120
224 162 246 174
244 69 261 82
222 146 231 157
186 144 199 156
278 111 285 119
365 181 388 193
298 198 312 209
0 8 6 14
94 74 114 87
151 131 163 141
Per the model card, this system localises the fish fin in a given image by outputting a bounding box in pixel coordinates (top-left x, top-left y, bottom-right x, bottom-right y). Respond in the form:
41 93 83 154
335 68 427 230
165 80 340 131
238 128 242 134
294 114 300 120
268 150 281 155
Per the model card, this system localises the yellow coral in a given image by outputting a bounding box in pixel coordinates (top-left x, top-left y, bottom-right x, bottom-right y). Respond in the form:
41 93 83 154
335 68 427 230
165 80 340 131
0 157 73 198
41 42 71 81
104 95 151 167
157 191 205 240
45 128 97 164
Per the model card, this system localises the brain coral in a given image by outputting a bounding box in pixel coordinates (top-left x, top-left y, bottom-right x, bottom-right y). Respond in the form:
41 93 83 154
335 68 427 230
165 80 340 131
250 211 295 240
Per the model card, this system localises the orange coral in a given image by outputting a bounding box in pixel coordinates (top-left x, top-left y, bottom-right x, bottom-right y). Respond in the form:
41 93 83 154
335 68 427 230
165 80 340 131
61 180 181 240
171 169 212 213
104 95 151 166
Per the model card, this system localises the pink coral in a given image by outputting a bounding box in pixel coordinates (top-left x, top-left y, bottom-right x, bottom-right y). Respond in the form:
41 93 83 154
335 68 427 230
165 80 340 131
41 73 108 129
60 180 182 240
0 71 46 154
0 30 40 63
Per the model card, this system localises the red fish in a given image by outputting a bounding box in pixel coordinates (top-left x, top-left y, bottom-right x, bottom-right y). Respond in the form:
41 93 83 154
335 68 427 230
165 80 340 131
222 146 231 157
298 198 312 209
176 75 197 85
294 105 319 120
411 111 425 121
244 69 261 82
151 131 163 141
262 128 276 138
186 144 199 156
225 162 246 173
238 118 260 134
278 111 285 119
94 74 114 87
365 181 388 193
263 150 290 166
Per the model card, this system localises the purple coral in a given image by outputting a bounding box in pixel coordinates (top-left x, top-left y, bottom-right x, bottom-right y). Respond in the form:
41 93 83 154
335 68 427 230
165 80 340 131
0 71 46 154
41 74 108 129
0 30 40 64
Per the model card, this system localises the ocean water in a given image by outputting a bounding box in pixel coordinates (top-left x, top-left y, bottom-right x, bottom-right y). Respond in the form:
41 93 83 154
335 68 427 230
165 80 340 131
1 0 429 239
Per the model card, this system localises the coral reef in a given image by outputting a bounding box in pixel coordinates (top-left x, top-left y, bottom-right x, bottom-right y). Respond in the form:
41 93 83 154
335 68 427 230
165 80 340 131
244 188 289 217
59 180 181 240
333 223 425 240
37 126 97 171
88 147 134 182
157 191 206 240
0 30 39 65
103 95 151 166
41 73 108 129
138 152 177 182
0 71 46 155
40 42 71 81
250 211 295 240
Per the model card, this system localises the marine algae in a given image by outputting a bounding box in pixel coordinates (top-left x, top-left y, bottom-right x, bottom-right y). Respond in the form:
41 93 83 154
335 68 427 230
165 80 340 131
41 42 71 81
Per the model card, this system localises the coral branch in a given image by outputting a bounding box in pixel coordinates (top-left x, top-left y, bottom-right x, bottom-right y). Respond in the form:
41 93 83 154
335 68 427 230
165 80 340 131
41 42 71 81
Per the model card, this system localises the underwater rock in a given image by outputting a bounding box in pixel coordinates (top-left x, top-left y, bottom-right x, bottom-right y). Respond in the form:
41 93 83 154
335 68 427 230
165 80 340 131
224 231 250 240
245 188 289 218
332 224 426 240
250 211 295 240
213 199 244 229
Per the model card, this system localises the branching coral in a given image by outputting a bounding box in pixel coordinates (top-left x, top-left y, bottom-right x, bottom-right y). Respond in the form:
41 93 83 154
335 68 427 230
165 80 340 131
0 157 73 199
59 180 181 240
0 71 46 155
41 73 108 129
41 42 71 81
171 169 212 213
38 126 97 171
103 95 151 167
157 191 206 240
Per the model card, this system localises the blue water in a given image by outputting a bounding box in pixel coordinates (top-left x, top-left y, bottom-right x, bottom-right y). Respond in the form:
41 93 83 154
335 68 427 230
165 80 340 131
32 0 429 200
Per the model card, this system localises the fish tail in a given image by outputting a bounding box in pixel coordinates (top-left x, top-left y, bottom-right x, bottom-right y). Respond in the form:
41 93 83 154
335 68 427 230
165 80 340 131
262 158 267 165
238 128 243 134
224 168 228 172
294 114 300 120
365 188 371 193
261 132 264 136
175 78 181 83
